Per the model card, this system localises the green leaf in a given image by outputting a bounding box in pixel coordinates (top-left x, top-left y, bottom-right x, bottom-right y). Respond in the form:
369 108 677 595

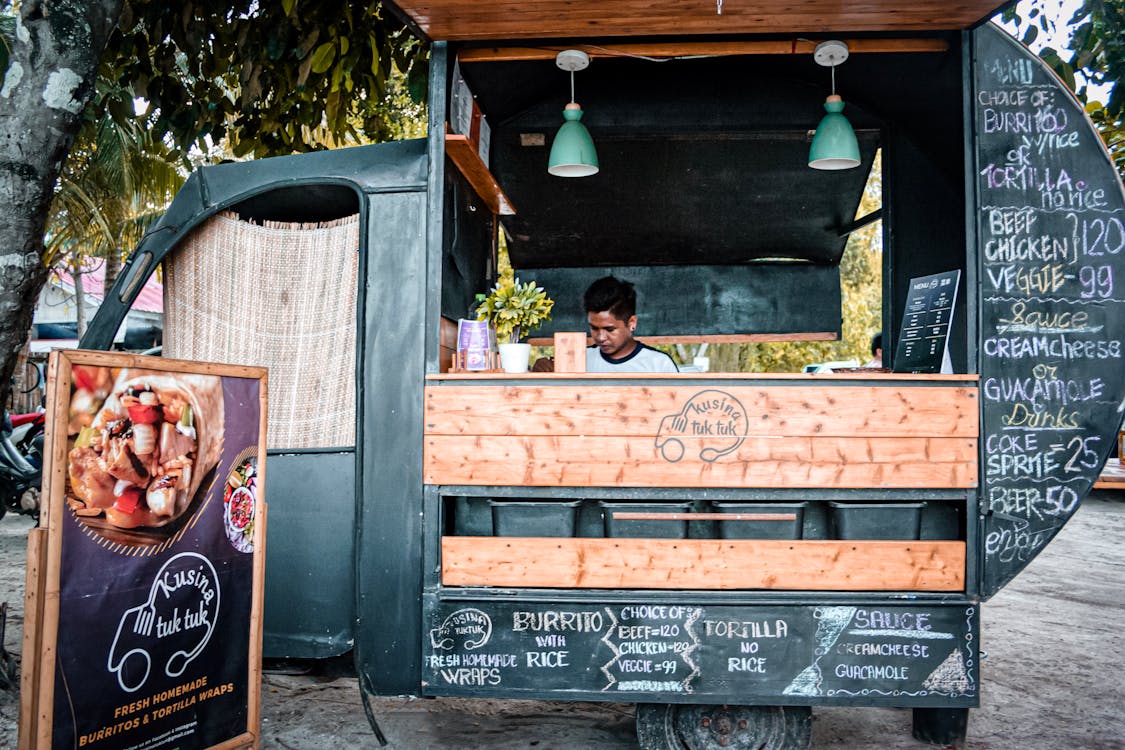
369 33 380 77
283 0 297 16
407 57 429 103
296 29 321 59
309 42 336 74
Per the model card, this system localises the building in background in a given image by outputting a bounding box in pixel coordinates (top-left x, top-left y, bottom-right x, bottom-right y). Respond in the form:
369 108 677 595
32 264 162 352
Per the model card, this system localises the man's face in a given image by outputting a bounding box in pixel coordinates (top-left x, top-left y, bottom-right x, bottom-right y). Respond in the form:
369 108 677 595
587 310 638 359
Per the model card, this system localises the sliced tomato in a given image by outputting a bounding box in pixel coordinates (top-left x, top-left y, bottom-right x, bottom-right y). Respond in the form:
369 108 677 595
127 403 162 424
113 486 143 514
73 366 98 392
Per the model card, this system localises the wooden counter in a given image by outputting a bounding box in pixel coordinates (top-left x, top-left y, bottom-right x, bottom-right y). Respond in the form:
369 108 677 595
427 375 977 592
1096 461 1125 491
424 375 979 489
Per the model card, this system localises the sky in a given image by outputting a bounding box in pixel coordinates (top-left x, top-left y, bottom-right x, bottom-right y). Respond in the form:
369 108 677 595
995 0 1113 99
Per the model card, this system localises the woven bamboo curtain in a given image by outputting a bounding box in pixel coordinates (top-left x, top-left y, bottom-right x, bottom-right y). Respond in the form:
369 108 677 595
165 212 360 449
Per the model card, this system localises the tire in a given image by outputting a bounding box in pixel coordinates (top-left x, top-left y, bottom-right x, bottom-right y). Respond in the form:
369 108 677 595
636 704 812 750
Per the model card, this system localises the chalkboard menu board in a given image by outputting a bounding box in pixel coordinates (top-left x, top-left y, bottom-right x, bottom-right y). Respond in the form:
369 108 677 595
423 598 978 707
894 270 961 373
974 26 1125 597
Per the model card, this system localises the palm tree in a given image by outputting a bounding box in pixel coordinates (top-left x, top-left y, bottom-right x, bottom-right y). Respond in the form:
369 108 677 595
46 110 186 335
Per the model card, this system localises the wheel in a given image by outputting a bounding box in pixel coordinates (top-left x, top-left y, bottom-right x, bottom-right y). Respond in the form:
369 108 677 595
636 704 812 750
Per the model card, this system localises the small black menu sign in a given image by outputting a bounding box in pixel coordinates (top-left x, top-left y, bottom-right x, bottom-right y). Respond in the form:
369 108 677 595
894 270 961 373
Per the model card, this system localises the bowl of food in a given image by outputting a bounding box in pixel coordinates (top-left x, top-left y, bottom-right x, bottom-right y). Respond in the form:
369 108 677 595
66 368 225 543
223 458 257 553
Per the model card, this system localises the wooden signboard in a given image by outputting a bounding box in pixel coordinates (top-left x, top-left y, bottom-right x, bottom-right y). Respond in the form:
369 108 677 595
20 351 268 750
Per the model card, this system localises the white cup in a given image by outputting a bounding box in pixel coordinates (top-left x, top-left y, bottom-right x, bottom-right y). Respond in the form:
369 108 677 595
498 343 531 374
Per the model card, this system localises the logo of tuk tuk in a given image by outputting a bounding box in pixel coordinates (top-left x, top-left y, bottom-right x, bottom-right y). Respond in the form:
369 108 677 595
655 389 748 463
429 608 493 651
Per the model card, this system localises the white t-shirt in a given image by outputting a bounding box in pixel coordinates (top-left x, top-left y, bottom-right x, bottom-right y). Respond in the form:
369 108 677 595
586 344 678 373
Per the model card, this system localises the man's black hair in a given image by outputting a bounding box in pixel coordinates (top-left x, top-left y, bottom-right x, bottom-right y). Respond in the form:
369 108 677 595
584 276 636 321
871 332 883 357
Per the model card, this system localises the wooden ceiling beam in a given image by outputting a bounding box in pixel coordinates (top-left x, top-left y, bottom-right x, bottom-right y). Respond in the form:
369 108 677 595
457 38 950 63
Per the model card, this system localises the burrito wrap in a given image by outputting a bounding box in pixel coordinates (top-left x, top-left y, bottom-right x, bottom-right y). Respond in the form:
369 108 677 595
70 369 225 529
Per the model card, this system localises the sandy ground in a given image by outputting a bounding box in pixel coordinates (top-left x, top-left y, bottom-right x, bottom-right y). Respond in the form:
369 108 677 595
2 496 1123 749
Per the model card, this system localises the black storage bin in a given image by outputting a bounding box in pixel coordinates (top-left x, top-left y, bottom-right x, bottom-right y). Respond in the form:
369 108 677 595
921 502 962 540
489 500 581 537
599 502 692 538
451 496 493 536
829 502 926 540
711 502 807 539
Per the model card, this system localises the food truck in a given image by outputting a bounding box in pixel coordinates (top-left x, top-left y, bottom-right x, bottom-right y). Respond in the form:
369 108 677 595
80 2 1125 747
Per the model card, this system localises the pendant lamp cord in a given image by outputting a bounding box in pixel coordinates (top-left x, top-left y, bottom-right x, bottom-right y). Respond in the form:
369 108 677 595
830 64 836 96
570 69 576 104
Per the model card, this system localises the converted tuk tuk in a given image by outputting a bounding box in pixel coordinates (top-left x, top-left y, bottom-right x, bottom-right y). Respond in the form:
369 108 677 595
83 2 1125 747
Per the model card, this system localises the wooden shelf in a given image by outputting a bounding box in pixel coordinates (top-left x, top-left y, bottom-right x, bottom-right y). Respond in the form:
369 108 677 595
445 134 516 216
442 536 966 591
1095 461 1125 490
527 332 838 346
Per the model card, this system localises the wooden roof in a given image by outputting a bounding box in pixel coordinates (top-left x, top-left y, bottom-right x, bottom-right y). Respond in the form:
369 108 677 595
387 0 1011 41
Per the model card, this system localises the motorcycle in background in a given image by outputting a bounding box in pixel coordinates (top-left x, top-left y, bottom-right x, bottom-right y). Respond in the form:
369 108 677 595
1 360 46 521
0 409 45 521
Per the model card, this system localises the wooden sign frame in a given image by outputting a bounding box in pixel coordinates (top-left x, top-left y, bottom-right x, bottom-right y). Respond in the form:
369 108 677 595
20 350 268 750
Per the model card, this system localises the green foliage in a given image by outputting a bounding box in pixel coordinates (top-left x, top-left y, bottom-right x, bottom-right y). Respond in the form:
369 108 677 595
476 277 555 344
46 107 187 272
96 0 428 162
1087 99 1125 174
1003 0 1124 178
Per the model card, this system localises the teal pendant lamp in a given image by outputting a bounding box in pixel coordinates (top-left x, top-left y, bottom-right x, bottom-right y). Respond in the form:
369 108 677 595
548 50 599 177
809 41 861 171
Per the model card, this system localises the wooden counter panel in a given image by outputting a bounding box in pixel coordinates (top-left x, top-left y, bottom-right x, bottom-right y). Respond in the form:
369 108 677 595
1095 461 1125 490
441 537 966 591
424 385 979 438
424 435 978 488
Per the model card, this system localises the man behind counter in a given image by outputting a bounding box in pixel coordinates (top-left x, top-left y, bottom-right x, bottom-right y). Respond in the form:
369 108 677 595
584 276 678 373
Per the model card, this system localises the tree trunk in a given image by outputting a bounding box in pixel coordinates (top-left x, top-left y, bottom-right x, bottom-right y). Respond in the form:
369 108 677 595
73 259 87 339
0 0 124 401
104 247 121 291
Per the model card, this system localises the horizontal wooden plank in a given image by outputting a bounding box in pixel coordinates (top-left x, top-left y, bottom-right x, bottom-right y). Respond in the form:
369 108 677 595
441 537 966 591
426 373 980 382
458 38 951 63
1095 461 1125 490
424 435 978 488
609 512 797 522
424 384 979 438
445 135 516 215
525 333 839 346
401 0 1000 40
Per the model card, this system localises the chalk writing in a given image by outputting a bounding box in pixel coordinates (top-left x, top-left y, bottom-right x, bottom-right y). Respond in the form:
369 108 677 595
423 601 977 704
975 27 1125 595
429 608 492 651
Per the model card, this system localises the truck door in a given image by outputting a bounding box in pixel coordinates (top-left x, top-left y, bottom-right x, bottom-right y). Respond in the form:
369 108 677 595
972 24 1125 598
